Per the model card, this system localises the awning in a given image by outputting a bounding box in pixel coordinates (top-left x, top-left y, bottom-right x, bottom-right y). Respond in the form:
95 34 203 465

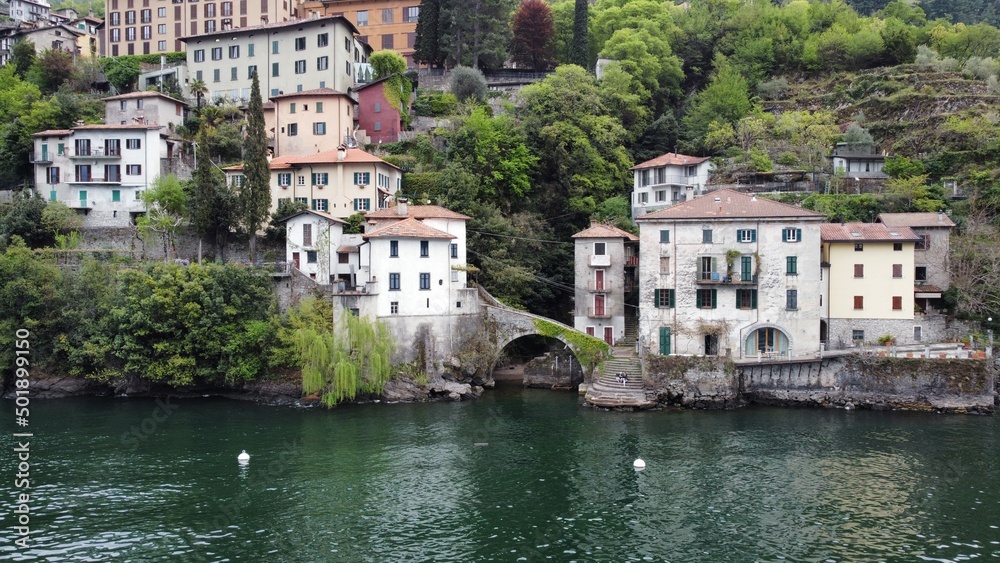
337 245 359 253
915 284 942 299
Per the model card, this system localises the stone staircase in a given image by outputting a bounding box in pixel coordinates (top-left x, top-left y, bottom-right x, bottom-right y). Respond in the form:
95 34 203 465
584 346 656 409
618 316 638 348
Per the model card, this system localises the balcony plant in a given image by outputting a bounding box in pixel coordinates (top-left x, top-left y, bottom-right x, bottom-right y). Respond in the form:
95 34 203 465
724 249 740 281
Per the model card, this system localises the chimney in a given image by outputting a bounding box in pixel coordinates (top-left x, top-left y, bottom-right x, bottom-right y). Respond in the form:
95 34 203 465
938 210 943 223
336 144 346 161
397 202 408 216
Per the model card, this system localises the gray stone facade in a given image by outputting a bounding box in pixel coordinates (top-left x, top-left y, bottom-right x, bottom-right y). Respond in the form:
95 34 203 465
826 315 971 349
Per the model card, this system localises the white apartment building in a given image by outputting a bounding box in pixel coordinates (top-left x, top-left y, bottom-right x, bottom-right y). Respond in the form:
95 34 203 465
636 189 826 359
32 125 172 227
630 151 713 220
284 209 366 287
104 91 189 130
182 16 365 103
9 0 50 24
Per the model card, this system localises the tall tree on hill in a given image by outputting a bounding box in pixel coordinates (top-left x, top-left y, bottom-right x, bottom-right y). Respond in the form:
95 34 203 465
240 72 270 262
414 0 446 67
187 131 237 262
570 0 589 69
511 0 555 71
440 0 516 68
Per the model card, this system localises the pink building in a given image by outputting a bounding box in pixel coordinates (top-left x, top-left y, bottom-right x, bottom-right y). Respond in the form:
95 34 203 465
354 77 404 144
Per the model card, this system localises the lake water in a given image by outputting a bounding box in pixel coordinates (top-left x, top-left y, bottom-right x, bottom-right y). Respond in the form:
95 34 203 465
0 386 998 562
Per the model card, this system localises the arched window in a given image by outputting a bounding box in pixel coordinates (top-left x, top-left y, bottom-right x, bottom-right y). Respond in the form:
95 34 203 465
744 327 789 357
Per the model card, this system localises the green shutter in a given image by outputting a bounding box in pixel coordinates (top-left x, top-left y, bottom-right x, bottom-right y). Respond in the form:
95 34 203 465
751 289 758 309
352 199 358 211
669 289 675 308
796 228 802 241
660 230 669 243
782 229 788 242
654 289 661 308
711 289 717 309
741 256 752 280
751 229 757 242
112 190 120 202
49 190 56 201
659 327 671 355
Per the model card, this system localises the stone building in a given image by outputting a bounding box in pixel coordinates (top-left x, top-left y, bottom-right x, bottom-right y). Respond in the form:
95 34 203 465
103 91 188 130
571 222 638 346
636 189 826 359
876 211 956 313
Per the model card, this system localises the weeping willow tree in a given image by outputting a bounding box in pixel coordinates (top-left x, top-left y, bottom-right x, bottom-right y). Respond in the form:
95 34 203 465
280 298 394 406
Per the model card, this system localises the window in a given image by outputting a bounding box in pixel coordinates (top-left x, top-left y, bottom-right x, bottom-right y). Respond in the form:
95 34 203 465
297 177 305 186
278 173 291 186
248 43 254 57
419 273 430 290
357 10 367 25
306 251 317 263
272 62 279 76
892 264 902 278
158 40 166 51
915 266 927 282
302 224 312 246
854 243 864 251
317 56 328 70
353 172 370 185
126 138 142 151
136 99 144 110
373 102 381 113
231 67 237 80
420 240 429 257
112 189 121 202
312 172 328 185
697 289 717 309
737 229 757 243
389 240 398 257
229 45 239 58
126 27 135 41
317 33 328 47
289 103 296 114
382 7 393 22
346 36 351 51
654 288 675 308
389 273 400 290
125 10 135 23
853 296 864 310
403 5 419 22
287 123 297 136
736 288 757 310
111 29 121 42
247 65 257 79
382 34 393 49
786 289 798 310
659 230 670 243
294 196 307 204
914 326 922 342
311 199 328 212
390 301 399 314
204 20 215 33
352 198 370 211
46 167 59 184
892 296 903 310
294 37 305 51
194 49 206 63
656 190 666 202
703 229 713 243
126 164 142 175
106 165 121 182
852 330 865 341
158 23 166 34
231 174 243 187
221 1 230 16
782 228 801 242
295 60 306 74
893 242 903 251
141 8 150 21
213 69 220 82
451 243 458 259
111 12 120 25
313 122 326 135
374 122 382 131
316 102 324 113
594 242 606 255
786 256 797 275
211 46 222 60
272 40 279 54
660 256 670 273
915 235 930 250
854 264 864 278
203 3 214 17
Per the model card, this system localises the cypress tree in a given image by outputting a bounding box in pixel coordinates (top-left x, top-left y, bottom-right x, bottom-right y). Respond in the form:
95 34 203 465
241 71 271 262
570 0 589 70
414 0 444 67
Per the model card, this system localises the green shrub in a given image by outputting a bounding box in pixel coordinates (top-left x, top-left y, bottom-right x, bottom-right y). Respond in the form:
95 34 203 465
757 77 789 100
412 91 459 116
777 151 799 166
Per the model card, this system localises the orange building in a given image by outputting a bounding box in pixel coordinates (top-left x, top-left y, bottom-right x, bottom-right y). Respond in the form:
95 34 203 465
298 0 419 65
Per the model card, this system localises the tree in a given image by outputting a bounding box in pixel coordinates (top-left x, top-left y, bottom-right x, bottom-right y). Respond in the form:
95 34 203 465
10 40 36 79
439 0 516 68
570 0 589 68
0 192 53 249
682 55 753 152
187 132 237 261
138 174 187 259
370 50 413 128
449 66 488 103
41 200 83 235
30 49 77 94
189 78 208 109
511 0 556 70
102 56 141 93
240 72 271 262
842 123 875 151
633 112 679 164
414 0 446 67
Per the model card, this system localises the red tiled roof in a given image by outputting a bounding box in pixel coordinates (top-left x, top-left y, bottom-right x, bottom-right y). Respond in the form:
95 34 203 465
631 152 711 170
572 222 638 241
365 204 470 221
363 217 455 239
270 87 351 100
820 223 921 242
354 76 392 92
32 129 73 137
268 147 399 170
876 212 956 228
636 189 826 221
103 91 187 106
280 209 347 224
915 284 943 293
179 15 358 42
73 124 165 130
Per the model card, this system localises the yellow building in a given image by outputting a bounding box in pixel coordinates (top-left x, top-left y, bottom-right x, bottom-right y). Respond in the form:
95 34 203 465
820 223 920 347
298 0 419 65
264 88 356 156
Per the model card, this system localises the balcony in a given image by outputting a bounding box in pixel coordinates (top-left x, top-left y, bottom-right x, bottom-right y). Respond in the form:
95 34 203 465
587 307 611 319
31 153 54 164
624 255 638 267
67 176 122 185
588 281 612 292
68 148 121 159
590 254 611 267
696 272 757 285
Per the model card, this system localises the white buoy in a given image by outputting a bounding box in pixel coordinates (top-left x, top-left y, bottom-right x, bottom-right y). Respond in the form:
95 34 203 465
237 450 250 463
633 458 646 470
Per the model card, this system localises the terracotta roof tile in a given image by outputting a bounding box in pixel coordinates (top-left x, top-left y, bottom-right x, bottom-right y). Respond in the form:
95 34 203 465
32 129 73 137
363 217 455 239
365 204 470 221
279 209 347 224
915 284 943 293
820 222 921 242
572 222 638 240
268 147 399 169
180 15 358 42
269 87 351 100
631 152 711 170
876 212 956 228
103 91 187 105
636 189 826 221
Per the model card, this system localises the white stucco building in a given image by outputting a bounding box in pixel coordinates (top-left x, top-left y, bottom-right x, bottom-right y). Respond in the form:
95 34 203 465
630 151 713 220
284 209 366 287
636 189 826 359
32 124 177 227
103 91 189 130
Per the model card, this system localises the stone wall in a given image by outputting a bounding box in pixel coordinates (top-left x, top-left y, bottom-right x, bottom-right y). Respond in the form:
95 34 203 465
78 226 283 262
644 355 739 409
826 315 970 349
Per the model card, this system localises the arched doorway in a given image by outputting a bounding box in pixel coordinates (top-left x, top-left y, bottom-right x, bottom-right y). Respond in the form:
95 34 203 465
493 335 584 389
744 326 790 358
